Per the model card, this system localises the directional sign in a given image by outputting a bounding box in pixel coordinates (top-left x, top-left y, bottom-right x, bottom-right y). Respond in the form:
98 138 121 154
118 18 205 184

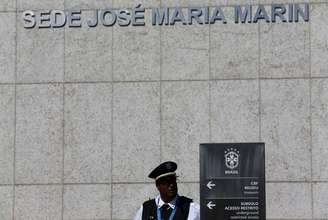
207 201 216 210
206 181 216 190
200 143 266 220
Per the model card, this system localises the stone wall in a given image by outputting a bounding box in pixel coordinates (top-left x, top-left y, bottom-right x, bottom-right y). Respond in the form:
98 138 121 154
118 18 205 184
0 0 328 219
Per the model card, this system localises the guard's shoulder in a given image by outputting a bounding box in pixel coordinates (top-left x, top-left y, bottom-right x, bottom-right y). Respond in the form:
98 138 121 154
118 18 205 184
142 198 157 219
178 196 193 204
142 198 156 207
189 202 200 210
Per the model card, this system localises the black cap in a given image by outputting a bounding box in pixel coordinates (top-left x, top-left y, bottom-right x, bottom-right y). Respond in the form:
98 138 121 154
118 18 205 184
148 161 177 180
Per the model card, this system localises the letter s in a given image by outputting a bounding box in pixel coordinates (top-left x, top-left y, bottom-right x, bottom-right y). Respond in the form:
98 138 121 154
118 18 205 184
23 10 36 28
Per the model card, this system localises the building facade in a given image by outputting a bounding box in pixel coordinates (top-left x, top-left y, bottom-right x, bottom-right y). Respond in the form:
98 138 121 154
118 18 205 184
0 0 327 219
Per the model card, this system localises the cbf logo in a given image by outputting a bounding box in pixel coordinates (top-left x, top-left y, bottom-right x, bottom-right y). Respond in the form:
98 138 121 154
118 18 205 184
225 148 240 170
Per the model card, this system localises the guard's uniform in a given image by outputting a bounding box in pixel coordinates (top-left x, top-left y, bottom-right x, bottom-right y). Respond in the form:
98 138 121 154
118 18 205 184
133 194 200 220
133 161 200 220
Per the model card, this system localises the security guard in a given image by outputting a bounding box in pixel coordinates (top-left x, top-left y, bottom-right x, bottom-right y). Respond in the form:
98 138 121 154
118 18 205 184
133 161 200 220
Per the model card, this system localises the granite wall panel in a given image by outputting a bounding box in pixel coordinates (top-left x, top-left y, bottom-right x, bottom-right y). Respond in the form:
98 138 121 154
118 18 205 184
15 185 62 220
63 184 111 220
17 26 64 83
0 0 15 11
210 0 255 6
65 0 113 10
311 79 328 181
17 0 64 10
113 10 160 81
313 183 328 219
311 4 328 77
113 82 160 182
65 13 113 82
261 79 311 181
16 84 63 184
162 23 209 80
210 80 260 142
260 22 310 78
64 83 112 183
211 8 259 79
162 0 209 7
266 183 312 219
112 183 156 219
161 81 209 182
0 85 14 184
0 13 15 83
0 186 13 219
114 0 160 8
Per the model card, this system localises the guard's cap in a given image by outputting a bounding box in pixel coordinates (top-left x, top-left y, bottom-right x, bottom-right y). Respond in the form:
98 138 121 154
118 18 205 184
148 161 177 181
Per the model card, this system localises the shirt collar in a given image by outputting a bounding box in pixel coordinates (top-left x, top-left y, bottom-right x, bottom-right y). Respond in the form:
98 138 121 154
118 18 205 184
156 194 178 210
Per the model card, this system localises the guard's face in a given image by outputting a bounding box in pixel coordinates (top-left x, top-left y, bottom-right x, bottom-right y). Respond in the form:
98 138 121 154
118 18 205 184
156 175 178 200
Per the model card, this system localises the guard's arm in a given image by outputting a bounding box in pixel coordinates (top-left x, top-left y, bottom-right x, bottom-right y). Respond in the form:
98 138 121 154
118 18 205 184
187 202 200 220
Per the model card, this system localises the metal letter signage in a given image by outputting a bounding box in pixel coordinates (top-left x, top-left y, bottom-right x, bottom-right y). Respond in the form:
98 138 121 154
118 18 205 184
200 143 266 220
21 3 310 29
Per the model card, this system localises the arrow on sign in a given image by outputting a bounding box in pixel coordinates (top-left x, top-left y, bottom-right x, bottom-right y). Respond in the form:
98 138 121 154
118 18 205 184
207 201 216 210
206 181 216 190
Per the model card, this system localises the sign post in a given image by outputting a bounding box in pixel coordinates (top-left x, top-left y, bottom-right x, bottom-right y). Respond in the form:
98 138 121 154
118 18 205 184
200 143 266 220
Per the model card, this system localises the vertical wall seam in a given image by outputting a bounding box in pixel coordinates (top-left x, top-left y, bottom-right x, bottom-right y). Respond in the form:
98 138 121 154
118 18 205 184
12 1 18 219
110 82 114 220
61 84 65 220
258 22 262 143
309 10 314 219
208 7 211 174
110 19 114 220
61 0 66 217
310 78 314 220
159 22 163 163
208 21 212 143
